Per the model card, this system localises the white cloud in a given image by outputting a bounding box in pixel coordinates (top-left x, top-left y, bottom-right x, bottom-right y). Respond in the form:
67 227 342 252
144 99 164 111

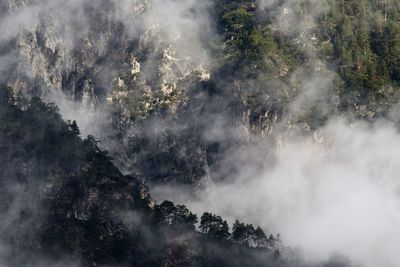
160 118 400 267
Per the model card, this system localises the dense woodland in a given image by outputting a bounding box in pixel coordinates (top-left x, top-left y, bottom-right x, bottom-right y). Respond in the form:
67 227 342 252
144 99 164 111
215 0 400 118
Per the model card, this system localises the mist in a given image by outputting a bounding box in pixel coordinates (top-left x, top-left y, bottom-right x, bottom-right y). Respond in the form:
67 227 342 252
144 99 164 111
152 118 400 267
3 0 400 266
0 0 214 137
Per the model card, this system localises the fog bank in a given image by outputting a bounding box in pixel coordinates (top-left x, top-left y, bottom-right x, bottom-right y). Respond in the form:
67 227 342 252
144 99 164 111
154 118 400 267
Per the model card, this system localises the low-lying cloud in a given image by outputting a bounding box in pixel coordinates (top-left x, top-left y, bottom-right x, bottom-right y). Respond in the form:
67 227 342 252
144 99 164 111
155 118 400 267
4 1 400 266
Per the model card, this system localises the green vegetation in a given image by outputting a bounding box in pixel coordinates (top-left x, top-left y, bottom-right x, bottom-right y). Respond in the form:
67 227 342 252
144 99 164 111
213 0 400 121
200 212 231 240
218 0 303 73
317 0 400 114
153 200 198 230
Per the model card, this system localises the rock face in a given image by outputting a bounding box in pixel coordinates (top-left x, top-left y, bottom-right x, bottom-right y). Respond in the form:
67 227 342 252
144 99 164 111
1 0 228 188
3 0 400 194
3 1 397 266
5 0 399 209
3 0 308 193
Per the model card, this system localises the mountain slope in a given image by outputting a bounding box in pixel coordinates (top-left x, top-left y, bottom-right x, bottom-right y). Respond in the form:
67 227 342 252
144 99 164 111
0 85 299 266
1 0 400 266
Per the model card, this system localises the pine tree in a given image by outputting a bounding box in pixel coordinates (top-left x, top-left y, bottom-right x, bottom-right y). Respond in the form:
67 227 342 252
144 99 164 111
69 120 81 137
254 227 268 248
200 212 230 240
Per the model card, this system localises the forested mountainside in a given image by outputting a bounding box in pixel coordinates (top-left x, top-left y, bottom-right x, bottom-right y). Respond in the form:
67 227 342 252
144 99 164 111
1 0 400 266
0 86 289 266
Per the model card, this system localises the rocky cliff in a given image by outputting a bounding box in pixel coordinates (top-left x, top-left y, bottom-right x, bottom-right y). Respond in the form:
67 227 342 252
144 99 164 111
2 1 400 265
